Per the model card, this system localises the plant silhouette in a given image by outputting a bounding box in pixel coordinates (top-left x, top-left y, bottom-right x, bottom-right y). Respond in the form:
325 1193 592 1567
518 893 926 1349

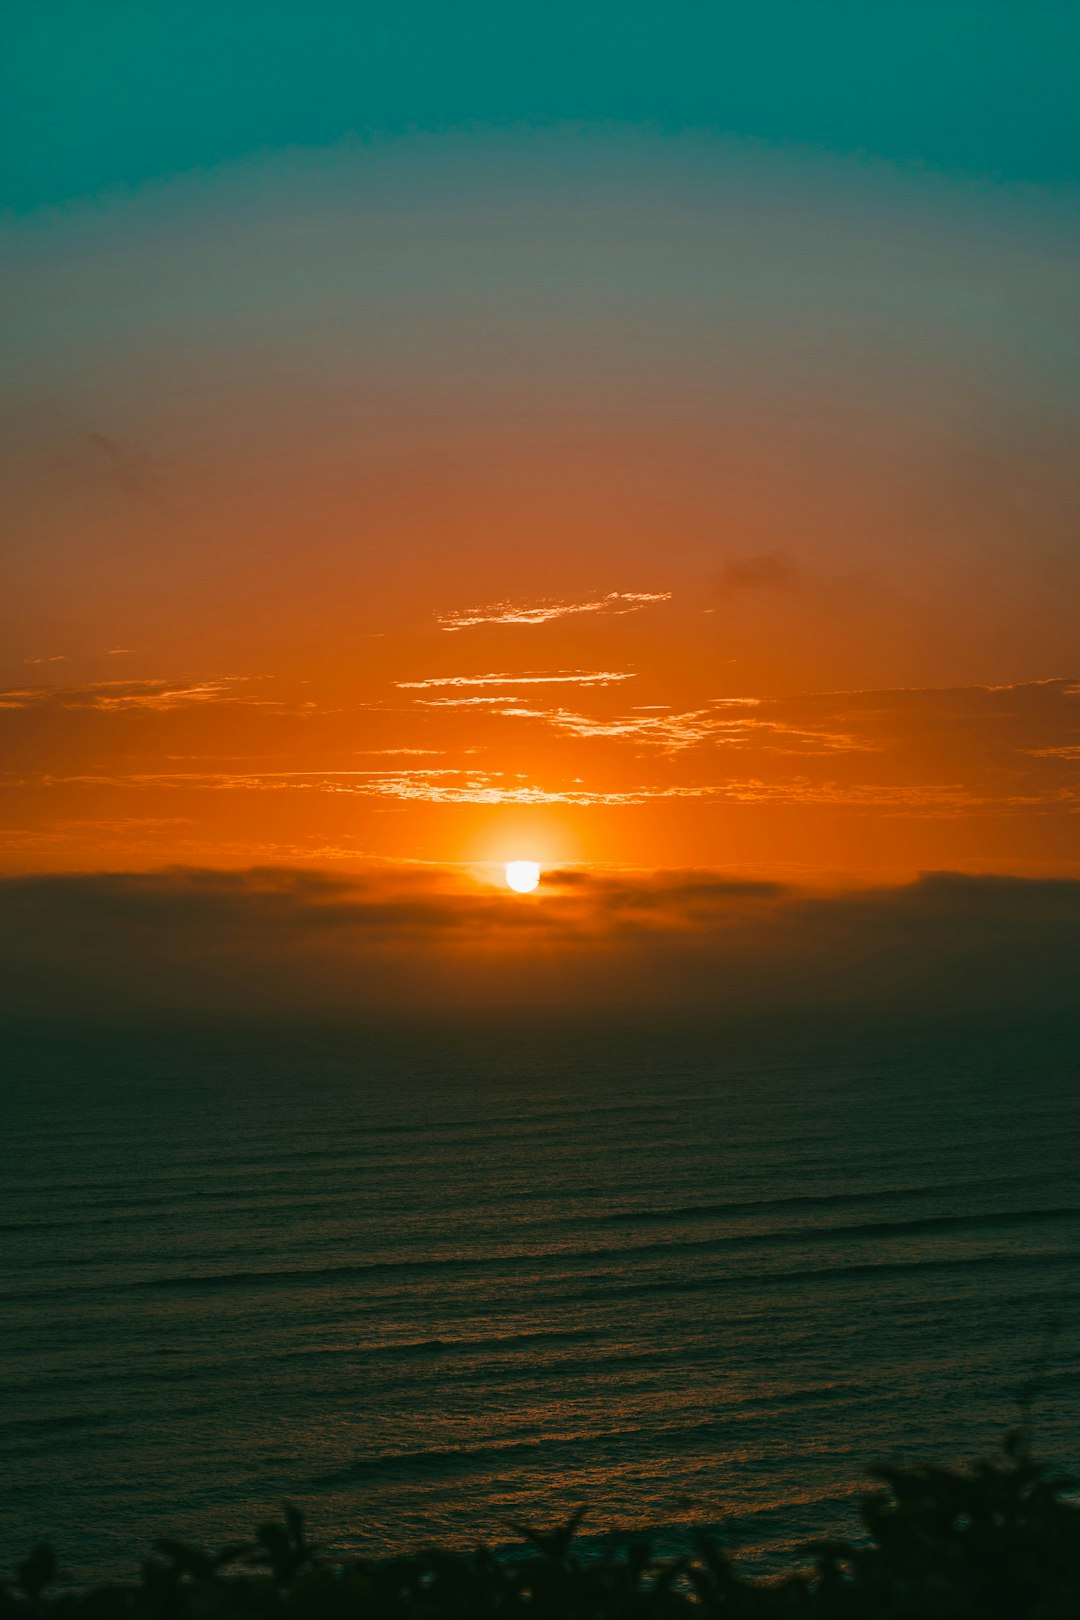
3 1444 1080 1617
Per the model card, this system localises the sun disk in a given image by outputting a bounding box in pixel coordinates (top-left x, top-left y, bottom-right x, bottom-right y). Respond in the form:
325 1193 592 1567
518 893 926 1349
505 860 541 893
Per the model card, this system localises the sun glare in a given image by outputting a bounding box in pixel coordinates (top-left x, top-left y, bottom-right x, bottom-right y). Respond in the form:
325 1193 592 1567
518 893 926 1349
505 860 541 894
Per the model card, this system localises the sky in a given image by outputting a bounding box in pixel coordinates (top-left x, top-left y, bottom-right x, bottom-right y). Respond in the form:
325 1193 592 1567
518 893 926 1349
2 3 1078 1012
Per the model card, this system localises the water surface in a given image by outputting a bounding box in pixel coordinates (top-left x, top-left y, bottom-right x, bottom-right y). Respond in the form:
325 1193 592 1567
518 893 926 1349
2 1019 1077 1577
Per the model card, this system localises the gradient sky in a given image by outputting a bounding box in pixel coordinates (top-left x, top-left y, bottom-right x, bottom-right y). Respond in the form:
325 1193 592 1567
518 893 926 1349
3 3 1079 912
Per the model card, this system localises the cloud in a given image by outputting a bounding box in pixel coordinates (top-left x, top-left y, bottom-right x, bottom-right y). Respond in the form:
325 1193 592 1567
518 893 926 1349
490 704 721 750
411 675 1080 784
23 655 66 665
47 432 167 502
412 695 523 707
5 676 1076 822
436 591 671 631
716 551 805 595
0 817 194 855
397 670 636 689
11 750 1078 815
14 768 676 807
0 676 271 712
710 552 877 607
1 865 1076 1024
488 704 867 755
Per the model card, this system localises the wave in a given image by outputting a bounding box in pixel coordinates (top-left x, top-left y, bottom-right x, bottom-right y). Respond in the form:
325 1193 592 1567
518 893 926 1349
558 1245 1080 1303
1 1168 1059 1243
304 1419 719 1491
3 1202 1078 1304
601 1171 1059 1225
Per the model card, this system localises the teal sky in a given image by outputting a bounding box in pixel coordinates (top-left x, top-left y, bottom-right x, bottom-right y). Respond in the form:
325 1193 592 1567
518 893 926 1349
4 0 1080 213
3 1 1079 883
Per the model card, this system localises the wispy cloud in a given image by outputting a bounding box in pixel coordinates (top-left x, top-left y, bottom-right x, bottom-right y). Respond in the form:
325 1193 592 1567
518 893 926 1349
0 676 272 712
397 670 636 689
18 768 653 807
6 678 1075 828
405 677 1080 769
436 591 671 631
23 655 66 666
413 695 523 707
492 704 722 751
360 778 658 807
443 701 868 755
16 766 1074 816
48 432 167 502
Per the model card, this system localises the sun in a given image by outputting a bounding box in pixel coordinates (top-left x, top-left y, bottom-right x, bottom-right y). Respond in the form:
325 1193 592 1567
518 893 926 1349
505 860 541 894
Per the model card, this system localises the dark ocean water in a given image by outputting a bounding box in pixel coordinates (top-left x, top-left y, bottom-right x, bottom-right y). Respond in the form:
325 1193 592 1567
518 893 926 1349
1 1019 1078 1580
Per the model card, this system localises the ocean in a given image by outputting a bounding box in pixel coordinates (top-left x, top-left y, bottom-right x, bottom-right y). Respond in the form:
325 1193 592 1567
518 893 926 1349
2 1019 1078 1580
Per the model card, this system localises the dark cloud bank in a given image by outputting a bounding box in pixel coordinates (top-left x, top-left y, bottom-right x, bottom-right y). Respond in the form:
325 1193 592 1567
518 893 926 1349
1 866 1077 1030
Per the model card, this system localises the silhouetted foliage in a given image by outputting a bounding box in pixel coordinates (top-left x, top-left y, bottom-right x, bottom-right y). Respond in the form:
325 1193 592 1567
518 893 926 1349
4 1445 1079 1619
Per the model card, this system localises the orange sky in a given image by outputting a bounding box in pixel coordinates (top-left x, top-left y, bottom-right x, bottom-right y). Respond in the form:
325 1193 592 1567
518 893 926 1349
3 132 1079 886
